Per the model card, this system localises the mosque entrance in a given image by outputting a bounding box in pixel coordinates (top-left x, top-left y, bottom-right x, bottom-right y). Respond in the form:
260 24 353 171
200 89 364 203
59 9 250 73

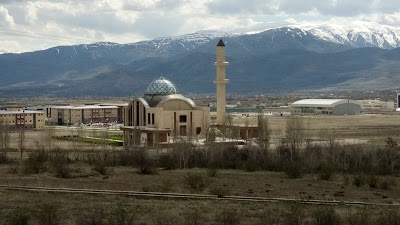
180 125 187 136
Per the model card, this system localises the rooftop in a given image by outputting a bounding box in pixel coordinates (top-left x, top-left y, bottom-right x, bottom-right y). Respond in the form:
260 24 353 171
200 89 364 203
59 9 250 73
292 99 345 106
145 76 177 96
49 105 119 110
0 110 44 115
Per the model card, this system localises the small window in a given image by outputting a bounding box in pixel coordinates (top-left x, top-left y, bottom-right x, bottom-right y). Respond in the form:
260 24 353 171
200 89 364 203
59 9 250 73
152 113 155 125
179 115 187 123
196 127 201 135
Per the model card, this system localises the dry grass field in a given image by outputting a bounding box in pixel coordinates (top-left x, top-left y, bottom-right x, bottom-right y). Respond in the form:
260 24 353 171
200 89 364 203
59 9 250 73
235 114 400 143
8 113 400 152
0 166 399 224
0 167 399 204
1 113 400 224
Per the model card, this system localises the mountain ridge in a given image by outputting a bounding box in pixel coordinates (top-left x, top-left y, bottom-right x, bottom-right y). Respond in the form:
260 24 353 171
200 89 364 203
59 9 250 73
1 21 400 97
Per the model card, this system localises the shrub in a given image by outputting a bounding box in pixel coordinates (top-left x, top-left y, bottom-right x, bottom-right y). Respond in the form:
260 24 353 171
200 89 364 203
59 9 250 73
158 153 178 170
352 174 365 187
256 209 279 225
207 167 218 177
7 164 19 174
346 210 372 225
5 208 31 225
379 180 391 190
243 157 259 172
35 203 61 225
284 161 302 179
368 175 379 189
312 207 341 225
214 209 241 225
183 172 208 193
132 148 156 175
0 151 9 164
184 208 207 225
342 174 350 186
92 162 108 176
51 157 71 178
108 204 136 225
23 152 48 174
76 209 106 225
319 163 335 181
152 210 180 225
375 210 400 225
283 204 305 225
118 152 135 166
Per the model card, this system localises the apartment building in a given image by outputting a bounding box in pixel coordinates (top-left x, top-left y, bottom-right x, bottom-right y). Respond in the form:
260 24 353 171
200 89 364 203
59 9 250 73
46 105 124 125
0 109 45 130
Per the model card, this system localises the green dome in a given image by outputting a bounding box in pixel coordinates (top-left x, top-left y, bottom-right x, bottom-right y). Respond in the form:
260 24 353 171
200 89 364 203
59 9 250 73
145 77 177 96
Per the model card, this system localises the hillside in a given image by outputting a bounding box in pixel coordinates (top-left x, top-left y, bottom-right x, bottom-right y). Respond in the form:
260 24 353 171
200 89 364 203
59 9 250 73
0 24 400 97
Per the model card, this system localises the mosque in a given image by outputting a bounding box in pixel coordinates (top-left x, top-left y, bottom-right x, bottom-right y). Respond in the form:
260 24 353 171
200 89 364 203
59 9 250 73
121 39 258 148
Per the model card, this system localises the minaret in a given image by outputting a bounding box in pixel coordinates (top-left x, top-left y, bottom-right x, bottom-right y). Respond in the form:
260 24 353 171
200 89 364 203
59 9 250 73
214 39 229 125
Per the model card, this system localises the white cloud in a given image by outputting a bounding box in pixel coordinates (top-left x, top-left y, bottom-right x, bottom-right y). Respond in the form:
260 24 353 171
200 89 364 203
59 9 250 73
0 40 21 53
1 0 400 53
0 5 15 27
24 1 37 24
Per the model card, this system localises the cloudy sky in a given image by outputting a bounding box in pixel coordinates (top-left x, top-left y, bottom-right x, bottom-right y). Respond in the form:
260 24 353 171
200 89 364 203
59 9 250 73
1 0 400 53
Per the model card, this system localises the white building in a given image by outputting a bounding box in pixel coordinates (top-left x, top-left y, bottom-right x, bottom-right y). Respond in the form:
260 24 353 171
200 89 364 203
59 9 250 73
359 99 395 111
291 99 362 115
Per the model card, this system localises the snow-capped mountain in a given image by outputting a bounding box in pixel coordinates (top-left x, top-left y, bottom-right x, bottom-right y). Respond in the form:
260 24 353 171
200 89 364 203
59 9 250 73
2 21 400 97
307 21 400 49
231 21 400 49
128 30 229 54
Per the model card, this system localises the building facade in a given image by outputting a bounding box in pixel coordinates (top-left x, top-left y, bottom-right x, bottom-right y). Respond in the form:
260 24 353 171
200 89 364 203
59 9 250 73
0 109 45 130
121 77 210 148
359 99 395 111
291 99 362 115
47 105 123 125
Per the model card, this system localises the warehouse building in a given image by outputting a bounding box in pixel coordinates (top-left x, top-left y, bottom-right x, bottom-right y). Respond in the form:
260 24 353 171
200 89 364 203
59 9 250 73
291 99 362 115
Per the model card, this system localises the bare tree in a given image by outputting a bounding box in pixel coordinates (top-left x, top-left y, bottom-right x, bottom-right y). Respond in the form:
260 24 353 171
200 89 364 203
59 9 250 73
0 119 10 150
40 125 56 151
100 129 109 151
222 113 234 140
285 116 305 161
172 137 192 169
319 128 339 151
257 112 271 152
18 129 26 159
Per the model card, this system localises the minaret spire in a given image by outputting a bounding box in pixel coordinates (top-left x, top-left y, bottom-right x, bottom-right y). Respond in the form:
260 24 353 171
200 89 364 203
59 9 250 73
214 39 229 125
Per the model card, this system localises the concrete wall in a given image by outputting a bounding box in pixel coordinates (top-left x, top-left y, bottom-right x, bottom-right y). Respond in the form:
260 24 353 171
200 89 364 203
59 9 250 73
333 103 362 115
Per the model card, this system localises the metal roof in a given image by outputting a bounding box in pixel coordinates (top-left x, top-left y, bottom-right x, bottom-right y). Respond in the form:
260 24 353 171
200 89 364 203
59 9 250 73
145 76 177 96
141 94 196 108
291 99 360 107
